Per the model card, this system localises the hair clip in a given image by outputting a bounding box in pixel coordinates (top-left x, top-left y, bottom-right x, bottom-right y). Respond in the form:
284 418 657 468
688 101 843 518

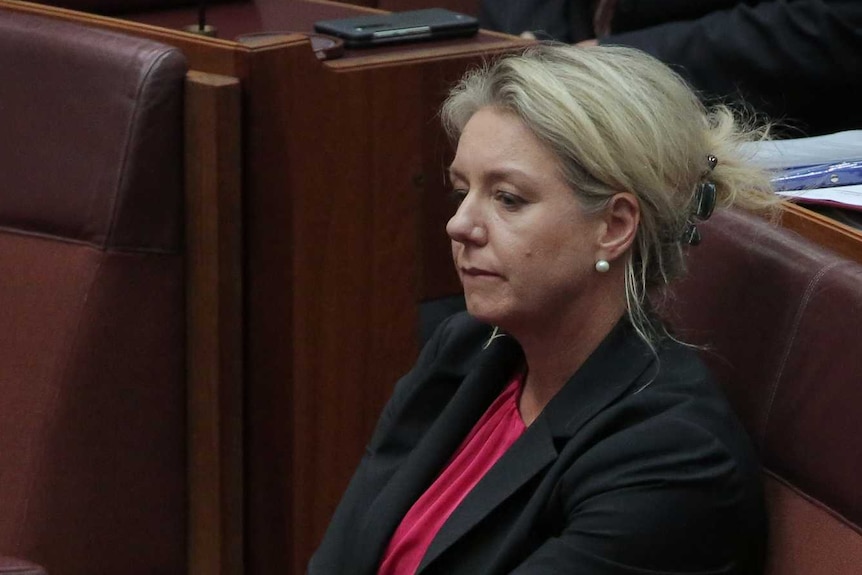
694 181 716 220
682 155 719 246
683 223 702 246
693 153 718 220
706 154 718 172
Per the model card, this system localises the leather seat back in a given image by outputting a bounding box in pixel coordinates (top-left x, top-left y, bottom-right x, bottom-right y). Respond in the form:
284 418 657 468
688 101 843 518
666 209 862 574
0 10 188 574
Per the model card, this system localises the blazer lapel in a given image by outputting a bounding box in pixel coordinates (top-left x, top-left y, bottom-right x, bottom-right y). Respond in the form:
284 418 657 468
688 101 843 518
540 318 656 439
350 332 524 575
418 415 558 572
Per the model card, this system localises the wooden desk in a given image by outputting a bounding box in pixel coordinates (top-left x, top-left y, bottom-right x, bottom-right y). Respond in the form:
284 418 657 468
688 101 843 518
0 1 525 573
780 202 862 265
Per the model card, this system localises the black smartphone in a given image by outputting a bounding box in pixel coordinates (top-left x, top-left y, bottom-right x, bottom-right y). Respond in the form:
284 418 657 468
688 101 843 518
314 8 479 48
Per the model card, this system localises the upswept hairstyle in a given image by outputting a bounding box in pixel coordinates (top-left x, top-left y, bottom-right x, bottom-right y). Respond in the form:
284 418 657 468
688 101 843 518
440 43 779 346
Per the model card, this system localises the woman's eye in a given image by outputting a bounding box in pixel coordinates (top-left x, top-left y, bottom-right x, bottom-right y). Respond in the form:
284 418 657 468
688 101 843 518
495 191 525 210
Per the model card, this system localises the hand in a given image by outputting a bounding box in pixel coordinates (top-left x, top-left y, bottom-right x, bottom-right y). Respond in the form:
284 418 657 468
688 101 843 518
577 38 598 47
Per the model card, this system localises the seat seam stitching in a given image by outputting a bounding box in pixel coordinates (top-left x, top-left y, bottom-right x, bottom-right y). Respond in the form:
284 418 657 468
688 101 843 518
758 261 841 446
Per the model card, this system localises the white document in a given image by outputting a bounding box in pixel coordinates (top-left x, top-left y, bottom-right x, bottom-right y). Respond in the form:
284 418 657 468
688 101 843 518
745 131 862 169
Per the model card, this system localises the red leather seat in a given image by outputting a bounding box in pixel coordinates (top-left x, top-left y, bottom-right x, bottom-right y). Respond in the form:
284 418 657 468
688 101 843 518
666 208 862 574
0 10 188 574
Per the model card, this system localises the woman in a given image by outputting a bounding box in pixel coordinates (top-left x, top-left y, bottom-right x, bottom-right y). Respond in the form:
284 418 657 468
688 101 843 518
309 44 777 574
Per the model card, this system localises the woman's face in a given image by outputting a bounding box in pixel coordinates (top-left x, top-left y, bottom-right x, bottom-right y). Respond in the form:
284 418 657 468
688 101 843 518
447 107 605 333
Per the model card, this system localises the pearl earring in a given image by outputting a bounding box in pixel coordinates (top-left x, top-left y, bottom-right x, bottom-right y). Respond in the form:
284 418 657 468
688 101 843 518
595 259 610 273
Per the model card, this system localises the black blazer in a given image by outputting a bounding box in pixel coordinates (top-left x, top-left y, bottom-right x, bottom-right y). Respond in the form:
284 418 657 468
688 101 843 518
309 312 766 574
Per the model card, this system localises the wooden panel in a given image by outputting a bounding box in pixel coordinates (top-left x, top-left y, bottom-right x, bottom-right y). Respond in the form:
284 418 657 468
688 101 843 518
236 36 302 575
780 202 862 265
184 70 244 575
286 61 428 571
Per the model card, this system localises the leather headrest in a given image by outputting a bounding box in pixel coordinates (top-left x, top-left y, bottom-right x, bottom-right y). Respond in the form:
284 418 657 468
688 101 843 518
0 9 187 252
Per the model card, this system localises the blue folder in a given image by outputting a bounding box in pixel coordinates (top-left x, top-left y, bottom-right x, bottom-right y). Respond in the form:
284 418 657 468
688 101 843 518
770 160 862 191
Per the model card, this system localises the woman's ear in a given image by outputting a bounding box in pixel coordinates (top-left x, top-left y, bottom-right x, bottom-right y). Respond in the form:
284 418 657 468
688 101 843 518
597 192 640 261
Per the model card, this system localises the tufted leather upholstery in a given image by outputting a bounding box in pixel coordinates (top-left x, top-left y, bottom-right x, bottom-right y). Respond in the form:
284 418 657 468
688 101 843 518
665 208 862 574
0 9 188 574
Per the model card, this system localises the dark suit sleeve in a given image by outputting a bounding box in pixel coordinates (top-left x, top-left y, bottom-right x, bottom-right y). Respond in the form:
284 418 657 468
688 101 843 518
479 0 600 42
479 0 573 41
509 417 763 574
603 0 862 134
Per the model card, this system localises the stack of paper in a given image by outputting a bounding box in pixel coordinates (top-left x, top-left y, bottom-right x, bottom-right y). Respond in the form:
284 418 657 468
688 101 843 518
743 131 862 211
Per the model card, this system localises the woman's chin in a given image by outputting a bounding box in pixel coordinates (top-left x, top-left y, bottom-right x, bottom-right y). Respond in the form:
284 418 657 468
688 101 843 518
464 300 510 328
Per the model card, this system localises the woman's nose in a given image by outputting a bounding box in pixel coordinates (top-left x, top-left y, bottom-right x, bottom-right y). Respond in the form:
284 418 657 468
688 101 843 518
446 195 487 245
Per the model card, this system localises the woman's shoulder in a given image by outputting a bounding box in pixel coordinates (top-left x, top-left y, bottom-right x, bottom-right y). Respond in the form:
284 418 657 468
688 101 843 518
550 326 760 488
551 339 766 571
632 338 752 440
587 335 762 491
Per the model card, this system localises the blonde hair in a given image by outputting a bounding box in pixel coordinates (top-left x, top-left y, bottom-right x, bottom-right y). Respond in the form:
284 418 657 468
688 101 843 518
441 44 779 346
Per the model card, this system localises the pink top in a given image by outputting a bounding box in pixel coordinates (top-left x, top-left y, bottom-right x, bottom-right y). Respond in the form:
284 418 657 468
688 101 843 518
378 374 527 575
